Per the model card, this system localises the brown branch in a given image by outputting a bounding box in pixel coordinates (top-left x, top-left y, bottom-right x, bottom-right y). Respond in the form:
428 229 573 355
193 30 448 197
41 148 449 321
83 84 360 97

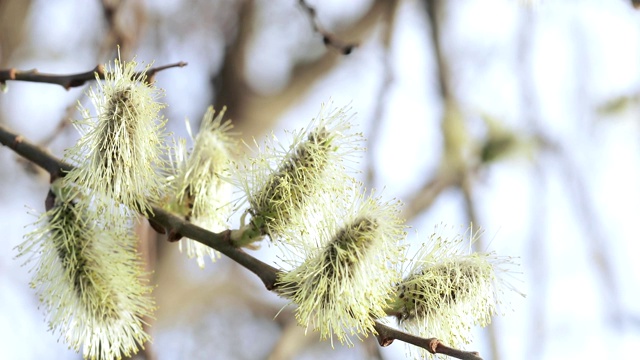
0 61 187 90
298 0 358 55
147 210 280 290
0 126 72 178
0 124 482 359
374 322 483 360
402 167 462 221
145 62 188 83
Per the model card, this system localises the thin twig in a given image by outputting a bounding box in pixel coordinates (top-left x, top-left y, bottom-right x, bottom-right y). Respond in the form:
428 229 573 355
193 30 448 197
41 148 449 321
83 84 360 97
0 125 482 359
374 322 483 360
402 168 461 221
298 0 358 55
0 61 187 90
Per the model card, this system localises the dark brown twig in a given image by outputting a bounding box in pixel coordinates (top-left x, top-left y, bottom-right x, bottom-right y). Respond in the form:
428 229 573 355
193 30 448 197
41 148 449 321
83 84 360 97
0 125 482 359
374 322 483 360
298 0 358 55
0 61 187 90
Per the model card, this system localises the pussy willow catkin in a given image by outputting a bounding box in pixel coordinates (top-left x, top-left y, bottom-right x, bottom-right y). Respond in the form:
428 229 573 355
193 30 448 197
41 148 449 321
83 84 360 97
277 192 405 346
233 105 362 245
387 228 514 352
64 53 167 215
166 106 235 267
17 181 154 359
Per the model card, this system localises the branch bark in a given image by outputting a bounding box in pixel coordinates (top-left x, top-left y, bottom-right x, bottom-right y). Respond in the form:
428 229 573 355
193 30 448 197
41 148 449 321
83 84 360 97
374 322 483 360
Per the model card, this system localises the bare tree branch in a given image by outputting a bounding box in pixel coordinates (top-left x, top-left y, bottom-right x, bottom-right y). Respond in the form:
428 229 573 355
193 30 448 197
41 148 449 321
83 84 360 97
298 0 358 54
374 322 483 360
0 61 187 90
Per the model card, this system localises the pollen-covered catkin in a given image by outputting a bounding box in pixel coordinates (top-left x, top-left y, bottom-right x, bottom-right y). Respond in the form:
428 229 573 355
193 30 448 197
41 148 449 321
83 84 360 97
233 105 362 246
387 226 515 353
16 181 154 359
64 53 167 215
166 106 235 267
277 191 405 346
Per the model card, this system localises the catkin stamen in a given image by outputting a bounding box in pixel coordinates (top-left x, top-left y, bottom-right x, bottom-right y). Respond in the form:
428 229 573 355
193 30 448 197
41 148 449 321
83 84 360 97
64 54 167 216
167 106 235 267
252 128 334 235
18 180 155 359
322 217 377 281
49 201 120 320
396 263 477 322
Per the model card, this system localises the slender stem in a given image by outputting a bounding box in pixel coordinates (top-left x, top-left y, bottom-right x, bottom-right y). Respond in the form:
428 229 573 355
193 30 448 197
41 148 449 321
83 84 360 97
374 322 483 360
298 0 357 54
0 61 187 90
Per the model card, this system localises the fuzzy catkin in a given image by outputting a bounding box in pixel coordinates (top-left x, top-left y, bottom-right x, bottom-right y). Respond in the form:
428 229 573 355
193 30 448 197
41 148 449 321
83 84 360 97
389 227 516 356
277 191 406 346
64 54 167 215
17 183 154 359
233 104 362 245
166 106 235 267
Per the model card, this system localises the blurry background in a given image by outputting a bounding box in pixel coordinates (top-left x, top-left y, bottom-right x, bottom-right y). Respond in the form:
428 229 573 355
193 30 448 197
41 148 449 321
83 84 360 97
1 0 640 359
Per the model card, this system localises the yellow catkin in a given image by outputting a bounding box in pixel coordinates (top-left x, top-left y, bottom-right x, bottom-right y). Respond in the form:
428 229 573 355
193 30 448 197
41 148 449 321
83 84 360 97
17 181 154 359
166 106 235 267
64 52 167 216
232 104 363 246
277 191 406 346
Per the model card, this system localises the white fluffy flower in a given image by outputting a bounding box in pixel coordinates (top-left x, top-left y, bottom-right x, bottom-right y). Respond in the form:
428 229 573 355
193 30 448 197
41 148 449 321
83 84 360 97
166 106 235 267
64 51 167 215
278 190 406 346
232 104 362 246
389 225 517 355
17 180 154 359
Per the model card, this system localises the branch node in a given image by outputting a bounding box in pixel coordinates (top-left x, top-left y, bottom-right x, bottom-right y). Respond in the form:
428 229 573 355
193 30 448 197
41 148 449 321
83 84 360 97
377 334 394 347
299 0 358 55
148 218 167 235
167 229 183 242
95 64 106 77
428 338 440 354
12 135 24 149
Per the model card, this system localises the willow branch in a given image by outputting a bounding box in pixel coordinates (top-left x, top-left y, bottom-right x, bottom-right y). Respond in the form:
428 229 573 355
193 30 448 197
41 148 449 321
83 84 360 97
0 124 481 358
402 167 462 221
0 61 187 90
374 322 483 360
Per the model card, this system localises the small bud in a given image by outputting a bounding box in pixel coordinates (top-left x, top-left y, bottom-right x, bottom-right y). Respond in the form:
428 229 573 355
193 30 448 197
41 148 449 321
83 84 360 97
232 104 363 246
64 51 167 215
277 191 406 346
166 106 235 267
16 180 154 359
